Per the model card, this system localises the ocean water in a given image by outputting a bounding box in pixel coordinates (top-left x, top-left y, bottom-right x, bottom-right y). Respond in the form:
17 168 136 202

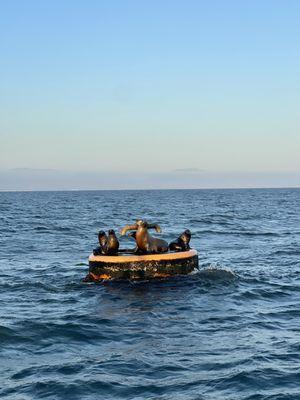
0 188 299 400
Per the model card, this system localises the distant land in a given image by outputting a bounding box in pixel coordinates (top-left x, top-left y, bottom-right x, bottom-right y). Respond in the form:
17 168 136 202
0 168 299 191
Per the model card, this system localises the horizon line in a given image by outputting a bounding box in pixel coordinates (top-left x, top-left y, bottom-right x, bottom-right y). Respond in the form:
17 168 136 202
1 186 299 193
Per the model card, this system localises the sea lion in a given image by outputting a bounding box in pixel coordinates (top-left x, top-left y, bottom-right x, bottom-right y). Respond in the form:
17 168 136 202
169 229 191 252
128 231 136 240
120 219 168 254
127 231 142 254
106 229 119 255
93 230 108 256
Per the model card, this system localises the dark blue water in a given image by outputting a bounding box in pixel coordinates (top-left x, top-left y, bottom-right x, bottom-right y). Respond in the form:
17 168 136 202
0 189 299 399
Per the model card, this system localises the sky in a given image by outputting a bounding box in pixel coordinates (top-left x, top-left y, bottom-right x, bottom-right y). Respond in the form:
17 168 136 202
0 0 299 189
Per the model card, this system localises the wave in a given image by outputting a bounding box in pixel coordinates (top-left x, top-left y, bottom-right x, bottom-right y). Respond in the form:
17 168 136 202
195 229 281 237
33 225 73 232
34 226 49 231
271 249 300 256
197 266 238 281
0 325 31 345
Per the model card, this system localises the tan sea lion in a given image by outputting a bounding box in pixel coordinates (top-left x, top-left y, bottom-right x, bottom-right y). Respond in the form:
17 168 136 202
120 219 168 254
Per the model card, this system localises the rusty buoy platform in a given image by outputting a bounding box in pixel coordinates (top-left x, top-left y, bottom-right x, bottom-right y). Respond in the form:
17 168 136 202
86 249 198 281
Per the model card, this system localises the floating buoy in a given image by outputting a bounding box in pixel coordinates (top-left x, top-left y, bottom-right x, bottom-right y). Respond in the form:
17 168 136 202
86 249 198 281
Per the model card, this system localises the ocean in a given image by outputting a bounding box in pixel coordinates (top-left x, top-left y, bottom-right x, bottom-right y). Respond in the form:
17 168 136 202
0 188 299 399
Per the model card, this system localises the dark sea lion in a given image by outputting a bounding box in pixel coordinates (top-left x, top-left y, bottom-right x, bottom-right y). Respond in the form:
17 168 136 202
98 230 108 251
120 219 168 254
93 230 108 256
128 231 136 240
106 229 119 255
93 247 102 256
169 229 191 252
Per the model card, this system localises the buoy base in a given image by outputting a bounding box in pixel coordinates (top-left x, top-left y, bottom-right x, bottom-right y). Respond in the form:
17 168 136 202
87 249 198 281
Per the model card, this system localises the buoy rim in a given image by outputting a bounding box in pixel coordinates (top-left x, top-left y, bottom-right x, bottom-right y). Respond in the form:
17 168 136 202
89 249 197 263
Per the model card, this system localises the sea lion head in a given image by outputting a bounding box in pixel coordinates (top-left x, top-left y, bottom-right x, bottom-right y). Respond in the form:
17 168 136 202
108 229 116 235
136 219 148 228
98 230 106 238
181 229 191 243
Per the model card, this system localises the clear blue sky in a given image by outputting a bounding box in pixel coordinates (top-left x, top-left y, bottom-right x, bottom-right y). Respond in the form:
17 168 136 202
0 1 299 188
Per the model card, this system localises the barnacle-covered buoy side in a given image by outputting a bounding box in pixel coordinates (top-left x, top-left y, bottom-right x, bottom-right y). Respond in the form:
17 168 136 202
86 249 198 281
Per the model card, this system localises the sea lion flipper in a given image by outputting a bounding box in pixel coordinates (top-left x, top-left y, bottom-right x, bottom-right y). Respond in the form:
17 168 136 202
155 225 162 233
147 223 162 233
120 224 138 236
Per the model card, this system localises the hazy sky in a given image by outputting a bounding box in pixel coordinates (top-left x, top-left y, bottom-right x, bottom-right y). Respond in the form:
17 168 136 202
1 1 299 188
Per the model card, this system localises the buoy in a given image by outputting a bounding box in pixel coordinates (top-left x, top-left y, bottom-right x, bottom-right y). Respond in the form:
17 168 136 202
86 249 198 281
